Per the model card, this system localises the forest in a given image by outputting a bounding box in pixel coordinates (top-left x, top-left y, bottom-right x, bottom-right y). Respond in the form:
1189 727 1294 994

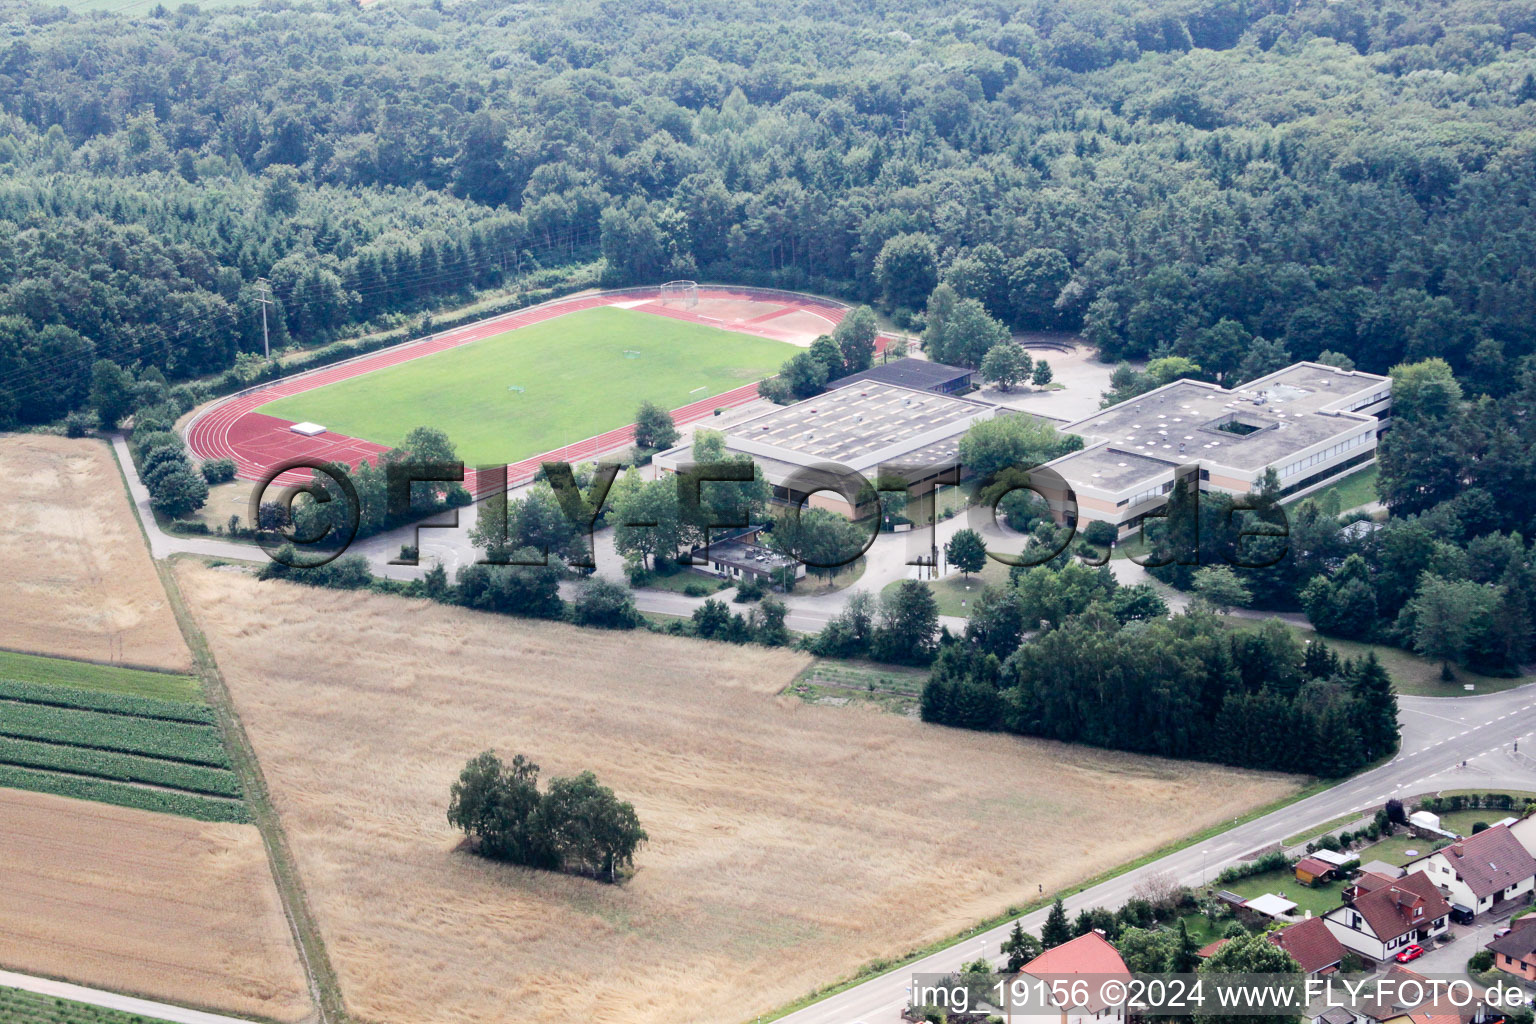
3 0 1536 426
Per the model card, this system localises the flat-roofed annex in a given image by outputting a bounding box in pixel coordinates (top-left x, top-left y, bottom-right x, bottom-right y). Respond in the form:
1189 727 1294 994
722 382 994 471
1054 362 1390 489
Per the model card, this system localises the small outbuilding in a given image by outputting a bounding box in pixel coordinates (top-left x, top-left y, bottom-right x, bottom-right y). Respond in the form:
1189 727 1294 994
1245 893 1300 919
1296 857 1337 885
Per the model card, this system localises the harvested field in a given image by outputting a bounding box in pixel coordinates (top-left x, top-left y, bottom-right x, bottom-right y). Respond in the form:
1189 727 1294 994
0 788 310 1022
179 564 1300 1024
0 434 190 672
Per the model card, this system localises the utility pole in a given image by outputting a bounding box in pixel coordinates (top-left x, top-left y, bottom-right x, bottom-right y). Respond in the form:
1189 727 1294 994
255 277 272 360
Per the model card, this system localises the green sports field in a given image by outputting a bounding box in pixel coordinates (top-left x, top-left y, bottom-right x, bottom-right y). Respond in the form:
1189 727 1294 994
258 306 797 465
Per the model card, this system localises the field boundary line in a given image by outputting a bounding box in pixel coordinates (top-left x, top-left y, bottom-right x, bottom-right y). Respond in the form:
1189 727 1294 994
155 555 343 1024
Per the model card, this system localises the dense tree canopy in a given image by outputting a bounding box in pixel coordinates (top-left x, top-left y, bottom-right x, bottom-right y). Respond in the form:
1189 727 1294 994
2 0 1535 426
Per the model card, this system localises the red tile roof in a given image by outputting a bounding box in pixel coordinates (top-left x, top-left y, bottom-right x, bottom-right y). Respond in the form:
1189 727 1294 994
1425 824 1536 900
1269 916 1347 974
1347 870 1451 943
1020 932 1131 1013
1197 939 1230 959
1296 857 1335 877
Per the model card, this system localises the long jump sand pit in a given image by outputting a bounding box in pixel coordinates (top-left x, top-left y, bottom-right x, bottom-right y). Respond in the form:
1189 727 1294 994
0 788 311 1021
0 433 191 671
180 564 1300 1024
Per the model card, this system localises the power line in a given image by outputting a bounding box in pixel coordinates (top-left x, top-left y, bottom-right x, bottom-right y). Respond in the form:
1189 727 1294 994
255 277 272 360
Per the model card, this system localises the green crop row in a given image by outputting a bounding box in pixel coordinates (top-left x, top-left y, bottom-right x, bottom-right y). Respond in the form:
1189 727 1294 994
0 649 202 703
0 986 171 1024
0 678 216 724
0 765 249 824
0 701 230 767
0 736 241 798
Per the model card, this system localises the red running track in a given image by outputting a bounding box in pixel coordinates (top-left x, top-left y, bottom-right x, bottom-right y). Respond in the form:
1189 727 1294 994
184 286 863 498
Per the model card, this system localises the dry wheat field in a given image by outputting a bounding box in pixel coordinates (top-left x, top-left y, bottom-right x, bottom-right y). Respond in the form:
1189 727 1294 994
179 564 1300 1024
0 434 191 671
0 788 311 1021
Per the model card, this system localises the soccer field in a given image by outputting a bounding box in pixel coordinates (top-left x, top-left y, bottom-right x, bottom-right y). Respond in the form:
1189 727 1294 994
257 306 797 465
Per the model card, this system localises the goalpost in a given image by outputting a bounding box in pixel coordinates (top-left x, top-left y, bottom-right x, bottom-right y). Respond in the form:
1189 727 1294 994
658 280 699 309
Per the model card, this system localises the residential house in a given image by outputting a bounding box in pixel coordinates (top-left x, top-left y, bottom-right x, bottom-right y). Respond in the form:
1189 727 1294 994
1013 931 1132 1024
1315 1007 1361 1024
1323 871 1451 962
1355 966 1500 1024
1406 824 1536 918
1509 814 1536 859
1270 916 1348 976
1487 917 1536 983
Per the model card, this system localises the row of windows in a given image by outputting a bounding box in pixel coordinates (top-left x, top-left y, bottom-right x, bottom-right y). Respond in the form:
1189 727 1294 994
1277 432 1371 479
1118 480 1174 508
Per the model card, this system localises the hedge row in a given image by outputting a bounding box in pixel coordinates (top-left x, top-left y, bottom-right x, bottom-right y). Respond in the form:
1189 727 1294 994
0 701 230 767
0 678 215 724
0 736 241 798
0 765 249 824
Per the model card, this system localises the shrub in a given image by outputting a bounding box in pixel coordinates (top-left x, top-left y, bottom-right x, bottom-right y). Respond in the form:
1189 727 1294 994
1469 950 1494 973
64 410 96 437
1082 520 1118 548
200 457 237 483
734 575 767 602
571 578 643 630
682 582 711 597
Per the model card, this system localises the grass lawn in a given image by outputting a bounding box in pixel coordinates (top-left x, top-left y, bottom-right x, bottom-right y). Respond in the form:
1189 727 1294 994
797 555 868 595
642 567 732 596
882 557 1010 617
1171 912 1227 947
1353 832 1451 868
1290 464 1379 512
1222 868 1347 918
1432 808 1533 835
258 306 797 465
1223 620 1532 697
0 649 201 703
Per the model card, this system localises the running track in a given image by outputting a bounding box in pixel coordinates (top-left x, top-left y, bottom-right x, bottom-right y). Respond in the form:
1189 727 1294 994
184 286 866 497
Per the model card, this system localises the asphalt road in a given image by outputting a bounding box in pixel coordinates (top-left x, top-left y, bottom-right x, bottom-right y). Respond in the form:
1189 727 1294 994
776 684 1536 1024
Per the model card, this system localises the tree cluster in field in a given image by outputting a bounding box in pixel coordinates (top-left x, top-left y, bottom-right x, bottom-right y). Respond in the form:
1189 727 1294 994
4 0 1536 427
1135 355 1536 681
755 307 879 404
447 751 646 883
920 548 1400 776
804 585 943 666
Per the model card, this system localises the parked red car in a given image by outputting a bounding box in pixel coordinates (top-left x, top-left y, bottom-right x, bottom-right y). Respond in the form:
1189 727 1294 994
1395 944 1425 963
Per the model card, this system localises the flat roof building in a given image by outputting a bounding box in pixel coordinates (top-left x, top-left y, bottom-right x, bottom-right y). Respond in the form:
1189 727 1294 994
1038 362 1392 534
654 381 997 518
825 356 974 395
